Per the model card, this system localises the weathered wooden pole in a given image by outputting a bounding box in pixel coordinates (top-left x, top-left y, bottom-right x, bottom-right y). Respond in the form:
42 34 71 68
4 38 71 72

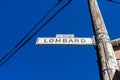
88 0 119 80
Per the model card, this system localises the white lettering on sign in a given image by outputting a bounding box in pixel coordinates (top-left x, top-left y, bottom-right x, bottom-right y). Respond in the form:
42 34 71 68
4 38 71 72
36 38 95 45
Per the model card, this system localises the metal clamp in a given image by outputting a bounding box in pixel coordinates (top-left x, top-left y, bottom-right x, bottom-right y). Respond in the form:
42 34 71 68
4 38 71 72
96 32 108 37
97 38 110 44
102 68 115 73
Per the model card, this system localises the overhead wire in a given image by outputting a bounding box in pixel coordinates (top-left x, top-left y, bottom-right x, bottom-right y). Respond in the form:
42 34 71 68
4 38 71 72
14 0 63 48
0 0 62 63
0 0 72 67
107 0 120 4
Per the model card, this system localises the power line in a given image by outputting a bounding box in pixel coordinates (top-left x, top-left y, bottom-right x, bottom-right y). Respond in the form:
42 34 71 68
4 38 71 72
0 0 62 63
14 0 63 48
107 0 120 4
0 0 72 67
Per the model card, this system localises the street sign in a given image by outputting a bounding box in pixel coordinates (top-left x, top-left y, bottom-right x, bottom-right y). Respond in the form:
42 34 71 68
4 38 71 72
36 34 95 46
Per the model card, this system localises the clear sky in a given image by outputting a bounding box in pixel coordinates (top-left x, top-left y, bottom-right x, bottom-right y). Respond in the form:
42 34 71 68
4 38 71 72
0 0 120 80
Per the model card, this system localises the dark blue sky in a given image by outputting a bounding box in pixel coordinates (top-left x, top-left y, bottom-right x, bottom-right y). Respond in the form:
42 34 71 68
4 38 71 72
0 0 120 80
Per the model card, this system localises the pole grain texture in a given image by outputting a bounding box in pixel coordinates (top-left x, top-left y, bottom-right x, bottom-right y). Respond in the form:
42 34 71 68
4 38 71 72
88 0 119 80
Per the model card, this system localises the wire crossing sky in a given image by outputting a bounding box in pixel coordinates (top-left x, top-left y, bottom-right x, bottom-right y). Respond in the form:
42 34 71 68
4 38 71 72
0 0 72 67
107 0 120 4
0 0 120 80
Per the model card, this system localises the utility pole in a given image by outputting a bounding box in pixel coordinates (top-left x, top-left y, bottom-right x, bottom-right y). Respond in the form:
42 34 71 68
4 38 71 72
88 0 119 80
36 0 120 79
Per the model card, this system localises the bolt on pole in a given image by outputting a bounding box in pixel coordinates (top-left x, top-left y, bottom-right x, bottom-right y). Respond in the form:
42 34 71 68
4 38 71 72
88 0 119 80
